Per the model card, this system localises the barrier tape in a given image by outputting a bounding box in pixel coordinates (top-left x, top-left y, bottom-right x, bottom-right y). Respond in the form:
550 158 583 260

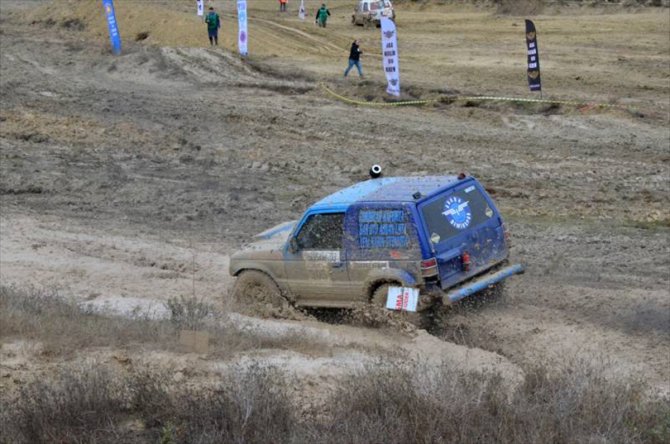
320 83 632 111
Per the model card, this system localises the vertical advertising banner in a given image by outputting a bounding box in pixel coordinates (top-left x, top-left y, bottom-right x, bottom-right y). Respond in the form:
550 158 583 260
380 18 400 97
237 0 248 56
525 19 541 92
102 0 121 55
299 0 306 20
196 0 204 17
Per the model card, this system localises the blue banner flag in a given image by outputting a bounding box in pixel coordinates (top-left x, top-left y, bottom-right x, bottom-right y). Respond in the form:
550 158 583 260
102 0 122 55
525 19 541 92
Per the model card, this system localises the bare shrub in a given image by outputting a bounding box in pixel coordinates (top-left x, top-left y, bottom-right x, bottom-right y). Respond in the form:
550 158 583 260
165 295 213 330
169 365 295 444
302 359 670 444
1 365 134 444
2 359 667 444
1 364 296 444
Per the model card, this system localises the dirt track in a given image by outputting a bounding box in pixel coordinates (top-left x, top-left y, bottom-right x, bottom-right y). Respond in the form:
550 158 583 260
1 0 669 398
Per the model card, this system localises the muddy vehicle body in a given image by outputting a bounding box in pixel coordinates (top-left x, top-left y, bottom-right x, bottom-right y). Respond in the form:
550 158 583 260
230 175 523 312
352 0 395 28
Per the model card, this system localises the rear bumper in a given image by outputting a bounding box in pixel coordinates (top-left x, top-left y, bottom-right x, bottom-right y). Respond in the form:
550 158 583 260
440 263 525 304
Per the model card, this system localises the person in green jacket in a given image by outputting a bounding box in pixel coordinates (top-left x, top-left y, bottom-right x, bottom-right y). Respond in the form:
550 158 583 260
205 7 221 46
315 4 330 28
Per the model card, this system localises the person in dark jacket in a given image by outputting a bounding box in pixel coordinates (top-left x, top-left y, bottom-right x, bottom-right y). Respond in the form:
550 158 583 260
205 7 221 46
315 4 330 27
344 39 363 77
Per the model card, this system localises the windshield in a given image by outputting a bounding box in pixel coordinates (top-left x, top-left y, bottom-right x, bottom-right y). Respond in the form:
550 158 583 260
370 1 383 11
420 184 495 245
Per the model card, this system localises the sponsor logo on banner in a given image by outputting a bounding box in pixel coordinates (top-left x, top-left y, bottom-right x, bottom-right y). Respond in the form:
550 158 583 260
196 0 204 17
380 18 400 97
386 287 419 312
102 0 122 55
442 196 472 230
525 19 541 92
237 0 248 56
299 0 306 20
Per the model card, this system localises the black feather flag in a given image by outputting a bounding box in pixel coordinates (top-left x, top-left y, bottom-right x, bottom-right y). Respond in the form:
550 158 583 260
525 19 541 92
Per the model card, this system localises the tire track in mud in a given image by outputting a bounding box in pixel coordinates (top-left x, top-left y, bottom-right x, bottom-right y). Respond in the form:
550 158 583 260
436 297 670 397
247 16 346 56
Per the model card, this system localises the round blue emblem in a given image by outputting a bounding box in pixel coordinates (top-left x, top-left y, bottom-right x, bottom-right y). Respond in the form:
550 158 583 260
442 196 472 230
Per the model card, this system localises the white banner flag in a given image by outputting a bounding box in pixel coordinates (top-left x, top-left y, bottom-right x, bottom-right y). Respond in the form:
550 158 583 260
196 0 204 17
237 0 248 56
298 0 306 20
380 18 400 97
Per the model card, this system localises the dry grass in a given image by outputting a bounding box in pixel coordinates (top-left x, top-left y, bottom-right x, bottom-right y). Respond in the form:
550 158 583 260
0 364 295 444
312 361 670 444
1 286 668 443
1 359 667 444
0 285 329 358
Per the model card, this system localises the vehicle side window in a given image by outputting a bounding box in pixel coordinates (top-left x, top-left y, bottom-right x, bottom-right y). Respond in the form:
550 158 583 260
296 213 344 250
363 3 369 12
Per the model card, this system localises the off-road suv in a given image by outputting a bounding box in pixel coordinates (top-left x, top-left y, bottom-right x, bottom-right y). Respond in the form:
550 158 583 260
352 0 395 28
230 174 523 313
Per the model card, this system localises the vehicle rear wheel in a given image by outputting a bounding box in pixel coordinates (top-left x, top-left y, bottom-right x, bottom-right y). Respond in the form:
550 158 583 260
371 283 430 329
232 270 290 315
371 283 394 307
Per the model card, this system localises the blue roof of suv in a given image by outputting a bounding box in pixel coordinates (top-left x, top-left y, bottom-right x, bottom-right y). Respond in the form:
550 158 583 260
311 176 461 211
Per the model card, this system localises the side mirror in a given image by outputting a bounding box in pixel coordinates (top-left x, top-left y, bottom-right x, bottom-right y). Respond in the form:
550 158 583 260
288 237 299 254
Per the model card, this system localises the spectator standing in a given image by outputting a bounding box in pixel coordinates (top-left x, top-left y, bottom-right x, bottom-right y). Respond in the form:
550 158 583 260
315 4 330 27
344 39 363 78
205 7 221 46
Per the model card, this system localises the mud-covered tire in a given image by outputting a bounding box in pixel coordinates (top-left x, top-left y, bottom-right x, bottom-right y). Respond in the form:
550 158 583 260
371 283 393 307
232 270 286 309
371 283 430 329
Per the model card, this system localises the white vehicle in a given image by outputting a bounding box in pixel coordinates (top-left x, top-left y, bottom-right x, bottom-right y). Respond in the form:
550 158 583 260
352 0 395 28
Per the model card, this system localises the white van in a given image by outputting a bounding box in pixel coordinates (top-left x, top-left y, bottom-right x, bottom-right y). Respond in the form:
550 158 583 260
352 0 395 28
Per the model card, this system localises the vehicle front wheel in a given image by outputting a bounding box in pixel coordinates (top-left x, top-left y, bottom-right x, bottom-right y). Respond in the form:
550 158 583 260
231 270 290 316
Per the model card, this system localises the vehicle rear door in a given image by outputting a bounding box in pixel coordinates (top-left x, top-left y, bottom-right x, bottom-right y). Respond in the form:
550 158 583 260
417 180 507 289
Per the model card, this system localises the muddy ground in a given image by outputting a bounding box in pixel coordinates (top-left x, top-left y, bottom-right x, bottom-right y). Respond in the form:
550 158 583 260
1 0 669 407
